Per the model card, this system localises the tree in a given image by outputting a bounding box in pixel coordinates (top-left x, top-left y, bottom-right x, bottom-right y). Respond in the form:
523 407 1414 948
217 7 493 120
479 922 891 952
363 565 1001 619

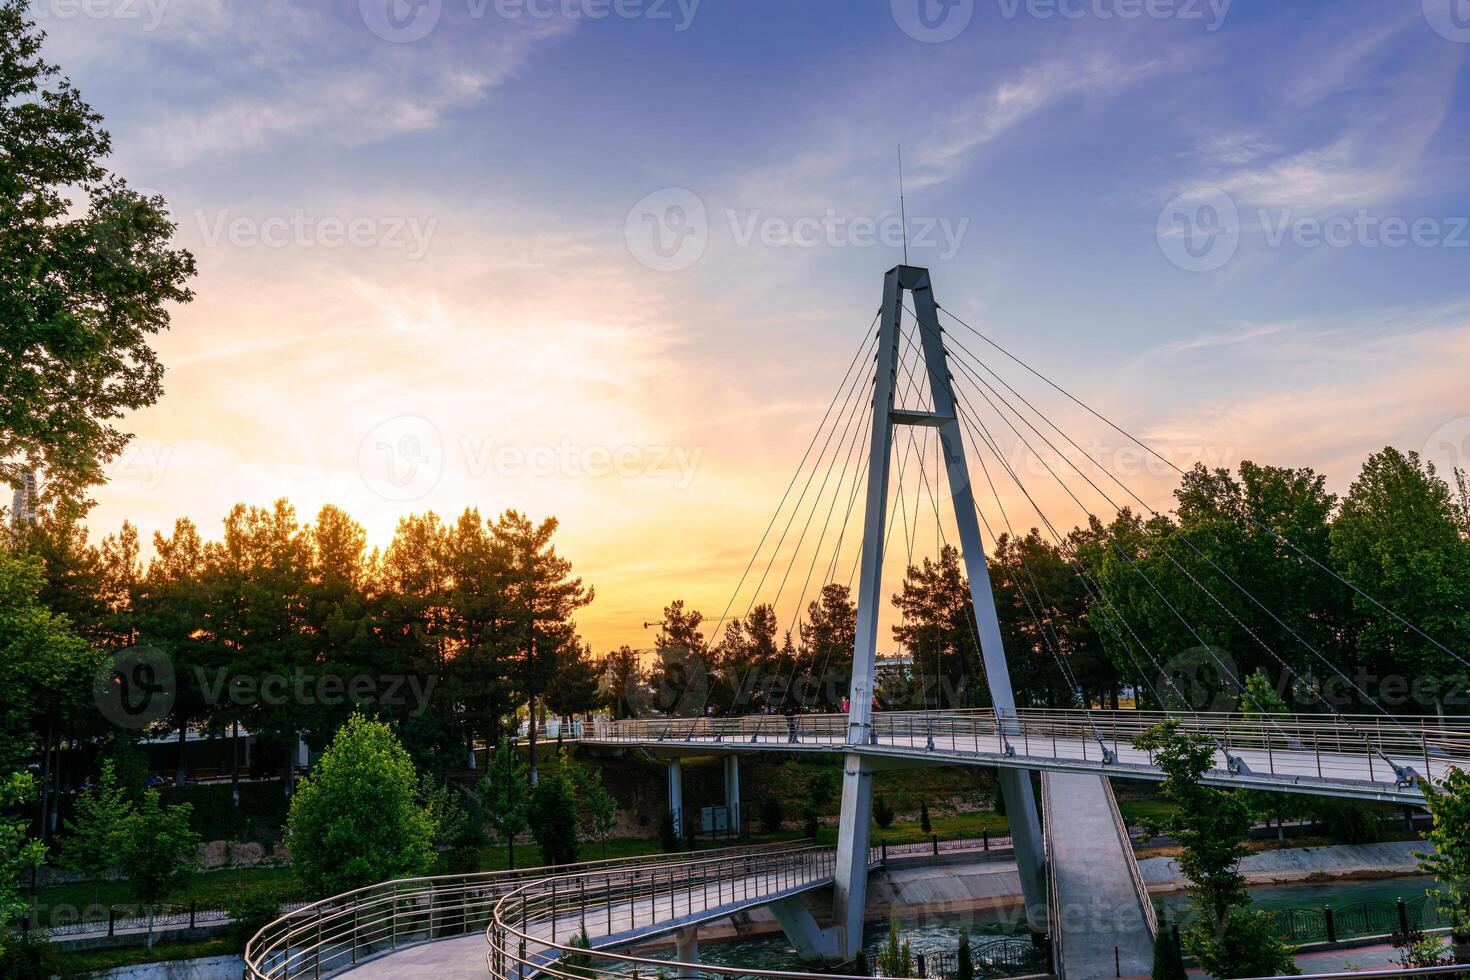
873 795 895 829
1331 449 1470 716
892 546 981 708
955 927 974 980
876 914 913 978
0 0 195 508
286 714 435 895
116 790 199 950
0 547 102 841
1 773 44 956
1133 720 1297 978
562 750 617 859
919 801 932 834
486 739 530 869
527 770 580 867
795 584 855 710
60 760 132 901
1151 903 1186 980
495 511 593 784
600 646 648 719
652 600 707 717
1418 767 1470 962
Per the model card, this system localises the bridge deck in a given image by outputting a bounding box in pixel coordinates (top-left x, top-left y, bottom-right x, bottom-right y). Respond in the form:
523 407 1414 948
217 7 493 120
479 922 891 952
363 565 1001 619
584 709 1470 804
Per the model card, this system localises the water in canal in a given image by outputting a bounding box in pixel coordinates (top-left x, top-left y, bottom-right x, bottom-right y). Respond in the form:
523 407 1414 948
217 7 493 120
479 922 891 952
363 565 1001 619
632 875 1444 974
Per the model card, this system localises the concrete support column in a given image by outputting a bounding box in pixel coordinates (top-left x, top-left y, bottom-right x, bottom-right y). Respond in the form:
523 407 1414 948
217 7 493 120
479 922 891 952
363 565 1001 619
723 755 741 835
831 753 875 961
668 759 684 839
997 768 1048 933
674 926 700 980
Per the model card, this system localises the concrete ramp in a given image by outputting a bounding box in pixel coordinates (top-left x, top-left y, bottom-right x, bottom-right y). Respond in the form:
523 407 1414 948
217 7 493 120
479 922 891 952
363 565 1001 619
1042 772 1155 980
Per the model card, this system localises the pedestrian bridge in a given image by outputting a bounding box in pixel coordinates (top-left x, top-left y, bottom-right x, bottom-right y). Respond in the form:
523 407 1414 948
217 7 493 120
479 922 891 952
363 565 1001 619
583 708 1470 805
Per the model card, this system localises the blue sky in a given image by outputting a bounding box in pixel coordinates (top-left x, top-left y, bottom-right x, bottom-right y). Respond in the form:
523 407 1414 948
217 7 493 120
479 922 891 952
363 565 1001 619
42 0 1470 647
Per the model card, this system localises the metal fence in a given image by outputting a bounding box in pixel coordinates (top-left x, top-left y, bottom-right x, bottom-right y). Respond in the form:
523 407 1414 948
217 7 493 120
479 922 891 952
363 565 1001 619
244 840 810 980
1269 895 1451 944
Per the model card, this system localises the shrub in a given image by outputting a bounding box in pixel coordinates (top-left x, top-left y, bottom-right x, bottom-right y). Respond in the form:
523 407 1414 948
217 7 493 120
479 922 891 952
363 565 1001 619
228 892 284 952
873 795 895 829
802 806 820 841
955 927 974 980
0 934 62 980
527 773 581 867
1151 904 1186 980
919 801 932 834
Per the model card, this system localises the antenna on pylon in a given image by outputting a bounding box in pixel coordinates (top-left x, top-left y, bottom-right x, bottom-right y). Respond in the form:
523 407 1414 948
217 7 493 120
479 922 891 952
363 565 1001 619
897 145 909 265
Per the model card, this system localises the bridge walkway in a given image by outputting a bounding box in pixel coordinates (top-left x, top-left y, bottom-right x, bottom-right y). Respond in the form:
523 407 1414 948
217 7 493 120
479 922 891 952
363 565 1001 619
1043 772 1155 980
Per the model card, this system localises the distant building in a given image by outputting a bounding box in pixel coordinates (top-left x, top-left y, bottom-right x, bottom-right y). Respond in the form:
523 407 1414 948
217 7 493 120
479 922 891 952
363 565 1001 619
10 470 37 527
874 652 913 681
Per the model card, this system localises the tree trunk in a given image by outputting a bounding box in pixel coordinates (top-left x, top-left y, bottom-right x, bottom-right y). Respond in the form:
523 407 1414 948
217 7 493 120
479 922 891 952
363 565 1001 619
231 720 241 807
175 725 187 787
37 719 54 842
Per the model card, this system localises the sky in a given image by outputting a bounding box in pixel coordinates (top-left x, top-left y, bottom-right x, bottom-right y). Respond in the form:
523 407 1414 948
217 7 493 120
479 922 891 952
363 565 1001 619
37 0 1470 652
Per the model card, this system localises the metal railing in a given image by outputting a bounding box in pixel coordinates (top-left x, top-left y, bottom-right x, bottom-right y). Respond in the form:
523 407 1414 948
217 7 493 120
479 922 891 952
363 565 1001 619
1101 776 1156 939
916 938 1049 978
244 839 809 980
590 708 1470 792
1239 967 1470 980
487 843 879 980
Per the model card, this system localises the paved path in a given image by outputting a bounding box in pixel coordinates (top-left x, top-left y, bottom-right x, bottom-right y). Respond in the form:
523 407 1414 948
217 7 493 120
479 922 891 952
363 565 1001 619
1044 772 1155 980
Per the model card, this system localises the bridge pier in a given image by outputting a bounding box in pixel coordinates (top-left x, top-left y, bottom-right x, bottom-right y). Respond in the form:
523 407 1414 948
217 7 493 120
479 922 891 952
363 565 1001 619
724 755 741 835
831 753 875 960
667 759 684 840
674 926 700 980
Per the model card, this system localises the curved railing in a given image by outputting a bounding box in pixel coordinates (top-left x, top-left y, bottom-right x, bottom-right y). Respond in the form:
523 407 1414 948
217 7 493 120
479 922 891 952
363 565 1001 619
486 843 881 980
244 840 809 980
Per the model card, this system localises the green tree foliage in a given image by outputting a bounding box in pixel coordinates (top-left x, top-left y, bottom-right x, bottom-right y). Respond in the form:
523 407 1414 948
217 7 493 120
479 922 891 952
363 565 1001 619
561 750 617 858
1418 767 1470 959
919 801 932 834
60 760 132 899
0 774 44 956
527 770 580 866
1133 720 1297 978
0 0 195 508
652 600 707 717
873 795 895 829
1331 448 1470 714
1151 904 1186 980
486 739 530 868
955 927 974 980
286 714 435 895
876 914 914 978
116 790 199 950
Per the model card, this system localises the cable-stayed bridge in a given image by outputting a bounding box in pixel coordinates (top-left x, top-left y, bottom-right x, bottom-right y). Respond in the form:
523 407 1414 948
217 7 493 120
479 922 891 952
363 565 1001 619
248 265 1470 980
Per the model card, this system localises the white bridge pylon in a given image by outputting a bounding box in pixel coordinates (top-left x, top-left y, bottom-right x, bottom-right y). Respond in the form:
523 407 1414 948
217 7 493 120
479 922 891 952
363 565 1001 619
835 265 1049 954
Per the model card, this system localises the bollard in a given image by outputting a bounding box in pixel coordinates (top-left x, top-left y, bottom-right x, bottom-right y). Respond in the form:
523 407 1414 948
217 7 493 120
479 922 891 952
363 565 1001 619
881 838 888 863
931 834 939 857
1398 897 1410 935
108 905 117 937
1324 905 1337 944
917 953 926 976
1115 945 1121 977
982 830 989 851
190 899 196 929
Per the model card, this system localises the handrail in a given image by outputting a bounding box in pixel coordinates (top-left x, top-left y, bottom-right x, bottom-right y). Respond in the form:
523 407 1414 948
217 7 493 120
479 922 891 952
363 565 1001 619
589 708 1470 796
243 838 809 980
485 842 912 980
1237 968 1470 980
1040 773 1062 980
1101 775 1157 939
